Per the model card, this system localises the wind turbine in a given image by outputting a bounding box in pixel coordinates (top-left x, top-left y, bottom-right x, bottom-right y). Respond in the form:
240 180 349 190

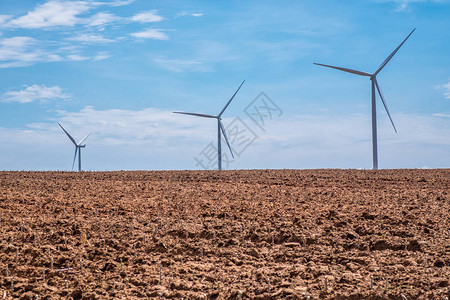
174 80 245 170
58 123 92 172
314 28 415 170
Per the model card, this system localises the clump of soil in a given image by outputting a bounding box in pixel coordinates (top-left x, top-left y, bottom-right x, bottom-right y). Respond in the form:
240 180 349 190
0 169 449 299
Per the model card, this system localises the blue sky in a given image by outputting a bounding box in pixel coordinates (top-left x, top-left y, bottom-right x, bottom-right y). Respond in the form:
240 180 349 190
0 0 449 170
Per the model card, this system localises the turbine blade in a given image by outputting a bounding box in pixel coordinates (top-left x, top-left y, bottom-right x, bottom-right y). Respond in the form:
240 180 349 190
58 123 77 145
173 112 217 118
218 80 245 117
313 63 371 77
78 132 92 146
219 121 234 159
374 78 397 133
72 147 78 171
374 28 415 75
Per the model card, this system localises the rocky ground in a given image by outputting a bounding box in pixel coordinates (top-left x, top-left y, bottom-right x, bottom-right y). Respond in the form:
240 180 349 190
0 169 449 299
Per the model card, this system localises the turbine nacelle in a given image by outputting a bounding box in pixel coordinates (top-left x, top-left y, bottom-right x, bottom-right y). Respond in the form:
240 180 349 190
173 80 245 170
314 29 415 169
58 123 92 171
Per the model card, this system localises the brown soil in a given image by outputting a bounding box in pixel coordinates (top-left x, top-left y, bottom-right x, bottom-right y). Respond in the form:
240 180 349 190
0 169 449 299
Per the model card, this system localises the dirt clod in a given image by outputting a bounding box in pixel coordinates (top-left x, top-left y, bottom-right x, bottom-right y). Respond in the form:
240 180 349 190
0 169 449 299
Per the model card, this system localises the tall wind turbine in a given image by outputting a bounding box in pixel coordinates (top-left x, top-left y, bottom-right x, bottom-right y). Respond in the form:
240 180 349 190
314 29 415 170
58 123 92 172
174 80 245 170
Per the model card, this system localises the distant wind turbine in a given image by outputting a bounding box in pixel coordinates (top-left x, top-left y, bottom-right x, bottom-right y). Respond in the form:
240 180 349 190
58 123 92 172
174 80 245 170
314 28 415 170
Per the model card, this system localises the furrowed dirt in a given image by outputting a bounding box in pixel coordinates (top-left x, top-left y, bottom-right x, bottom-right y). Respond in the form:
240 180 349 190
0 169 449 299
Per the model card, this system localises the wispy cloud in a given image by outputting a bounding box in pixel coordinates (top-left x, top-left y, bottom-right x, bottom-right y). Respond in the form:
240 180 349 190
153 57 210 72
66 34 114 43
0 15 12 25
0 1 173 67
151 40 241 73
1 84 69 103
4 0 92 29
101 0 136 7
441 80 450 99
0 36 47 68
375 0 443 11
175 11 204 18
131 10 163 23
86 12 121 27
1 108 449 170
67 54 90 61
2 0 132 29
130 28 169 40
48 106 203 156
93 51 111 61
432 113 450 118
0 35 112 67
0 36 36 50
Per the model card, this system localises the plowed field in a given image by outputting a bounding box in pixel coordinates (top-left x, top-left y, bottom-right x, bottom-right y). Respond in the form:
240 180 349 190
0 170 449 299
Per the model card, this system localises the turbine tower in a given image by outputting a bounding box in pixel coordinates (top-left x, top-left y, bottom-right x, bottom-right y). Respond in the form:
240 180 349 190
58 123 92 172
314 29 415 170
174 80 245 170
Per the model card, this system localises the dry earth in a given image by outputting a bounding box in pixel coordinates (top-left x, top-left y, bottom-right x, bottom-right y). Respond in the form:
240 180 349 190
0 169 449 299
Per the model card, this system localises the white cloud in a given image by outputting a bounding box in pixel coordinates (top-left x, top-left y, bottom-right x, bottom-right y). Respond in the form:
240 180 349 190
0 35 112 67
0 105 206 170
66 34 114 43
0 1 168 67
432 113 450 118
1 84 69 103
130 29 169 40
175 11 203 18
0 15 12 25
0 36 36 48
0 107 449 170
87 12 121 27
3 1 132 29
232 112 450 169
0 36 43 68
96 0 135 7
441 80 450 99
57 106 207 147
55 106 188 140
375 0 443 10
151 41 239 73
93 51 111 61
131 10 163 23
5 0 92 29
67 54 89 61
153 57 210 72
46 54 64 62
